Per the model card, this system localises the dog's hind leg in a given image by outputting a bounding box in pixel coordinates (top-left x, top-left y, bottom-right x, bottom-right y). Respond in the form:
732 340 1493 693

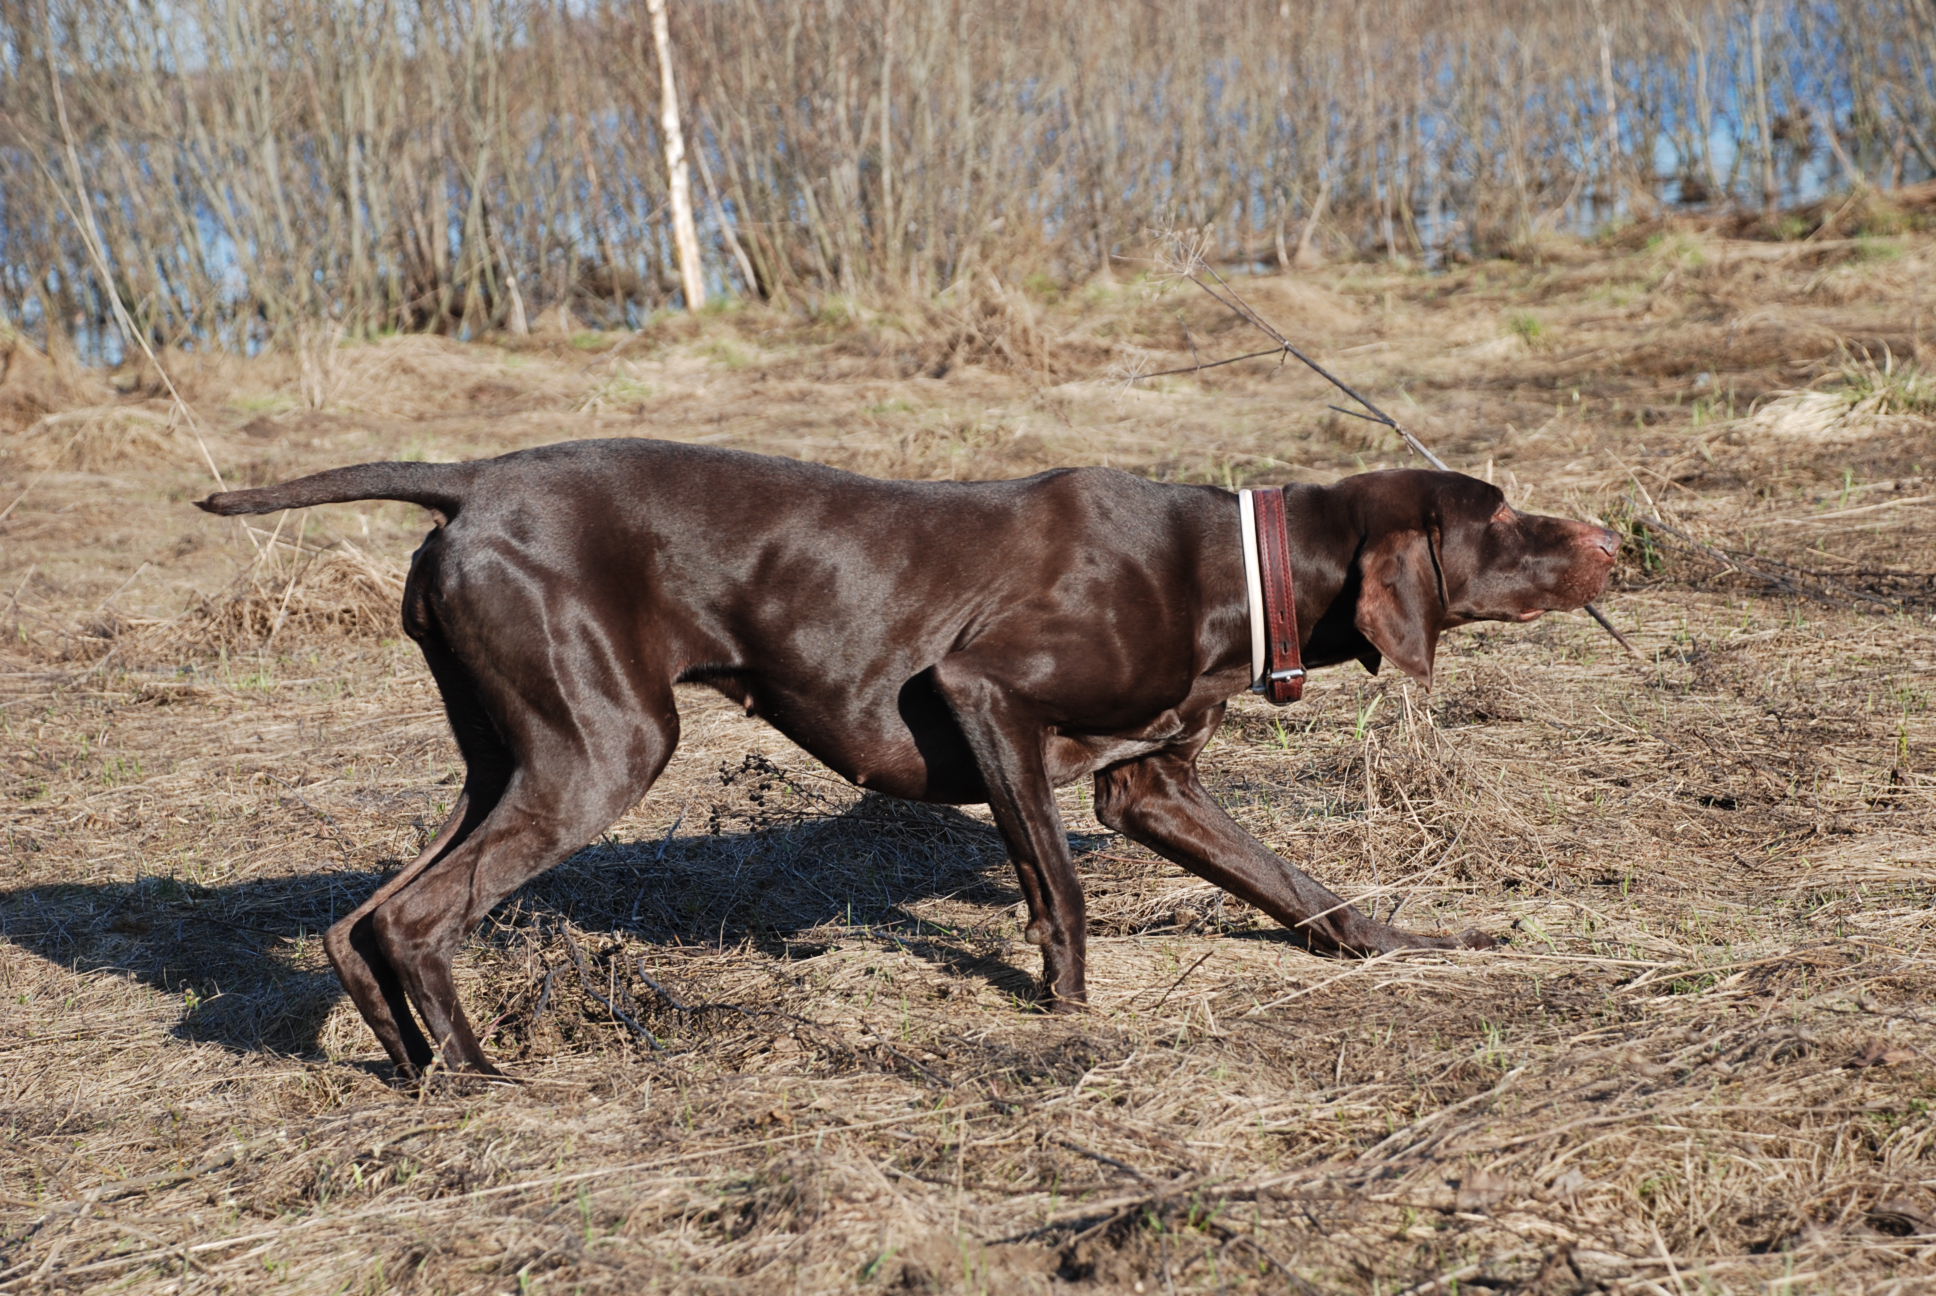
368 689 681 1076
323 800 464 1075
324 639 514 1076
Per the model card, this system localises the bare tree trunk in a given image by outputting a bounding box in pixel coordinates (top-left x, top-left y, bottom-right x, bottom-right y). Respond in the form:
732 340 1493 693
1749 0 1779 213
1593 0 1622 209
647 0 706 311
1293 174 1330 268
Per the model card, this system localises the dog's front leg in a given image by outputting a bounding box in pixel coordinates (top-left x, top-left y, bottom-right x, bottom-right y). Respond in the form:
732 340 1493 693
931 662 1087 1008
1093 749 1492 955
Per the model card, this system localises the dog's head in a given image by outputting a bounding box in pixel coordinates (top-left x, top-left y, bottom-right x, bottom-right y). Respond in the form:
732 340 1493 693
1344 470 1618 687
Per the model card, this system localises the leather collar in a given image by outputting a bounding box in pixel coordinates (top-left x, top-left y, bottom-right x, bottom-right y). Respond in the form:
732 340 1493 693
1237 488 1306 704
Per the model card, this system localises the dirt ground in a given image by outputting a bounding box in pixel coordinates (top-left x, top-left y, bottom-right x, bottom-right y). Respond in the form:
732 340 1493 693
4 227 1935 1294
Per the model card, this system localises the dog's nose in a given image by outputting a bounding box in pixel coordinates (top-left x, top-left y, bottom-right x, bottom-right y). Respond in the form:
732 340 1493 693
1588 526 1619 558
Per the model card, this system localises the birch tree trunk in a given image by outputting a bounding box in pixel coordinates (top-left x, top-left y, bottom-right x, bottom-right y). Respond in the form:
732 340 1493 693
1749 0 1779 213
1593 0 1622 207
647 0 706 311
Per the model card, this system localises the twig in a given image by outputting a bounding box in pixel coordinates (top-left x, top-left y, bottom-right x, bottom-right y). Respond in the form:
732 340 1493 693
1174 311 1203 372
3 565 37 622
1326 403 1387 425
858 1022 955 1088
558 924 664 1051
529 964 559 1024
1124 345 1292 382
0 422 93 526
1177 254 1448 469
632 962 825 1037
627 808 686 930
1584 601 1642 656
264 772 355 866
1146 949 1215 1011
634 961 749 1017
1056 1139 1155 1184
1221 1233 1322 1296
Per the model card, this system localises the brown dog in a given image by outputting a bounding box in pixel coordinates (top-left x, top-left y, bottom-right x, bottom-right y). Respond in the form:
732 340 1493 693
199 439 1617 1078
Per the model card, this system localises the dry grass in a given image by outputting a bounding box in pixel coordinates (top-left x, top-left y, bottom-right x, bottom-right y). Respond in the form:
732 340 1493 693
0 335 100 435
165 540 409 655
3 230 1935 1294
6 407 206 474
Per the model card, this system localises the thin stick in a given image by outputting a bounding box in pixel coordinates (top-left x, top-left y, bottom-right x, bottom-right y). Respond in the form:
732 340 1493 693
1126 345 1292 382
1180 257 1449 468
1584 602 1642 656
1147 949 1215 1012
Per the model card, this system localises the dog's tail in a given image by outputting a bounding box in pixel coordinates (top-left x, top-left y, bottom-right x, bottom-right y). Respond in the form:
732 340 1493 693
196 460 474 519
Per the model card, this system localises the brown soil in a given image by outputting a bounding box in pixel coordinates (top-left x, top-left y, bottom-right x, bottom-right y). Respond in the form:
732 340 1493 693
3 229 1934 1294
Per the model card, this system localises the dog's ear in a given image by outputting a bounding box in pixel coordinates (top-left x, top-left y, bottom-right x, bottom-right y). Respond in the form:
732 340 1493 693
1353 526 1445 687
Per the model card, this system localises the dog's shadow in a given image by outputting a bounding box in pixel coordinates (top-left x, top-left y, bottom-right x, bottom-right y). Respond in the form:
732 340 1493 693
0 797 1102 1062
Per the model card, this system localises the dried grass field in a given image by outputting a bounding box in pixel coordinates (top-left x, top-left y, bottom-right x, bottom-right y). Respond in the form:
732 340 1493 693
4 227 1936 1294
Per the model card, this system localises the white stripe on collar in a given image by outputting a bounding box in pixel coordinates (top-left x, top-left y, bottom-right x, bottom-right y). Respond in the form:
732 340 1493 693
1237 489 1266 687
